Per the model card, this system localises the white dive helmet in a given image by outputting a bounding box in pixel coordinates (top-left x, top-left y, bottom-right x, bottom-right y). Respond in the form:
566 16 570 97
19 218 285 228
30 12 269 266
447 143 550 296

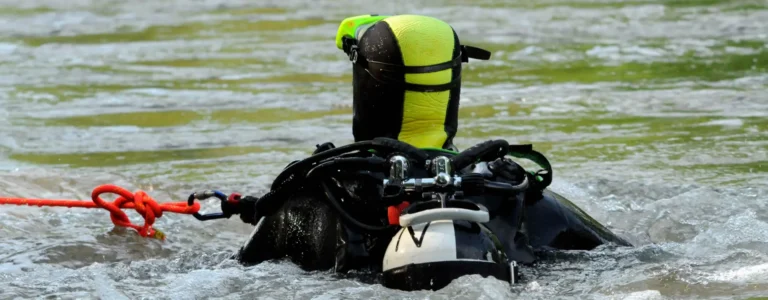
381 157 517 291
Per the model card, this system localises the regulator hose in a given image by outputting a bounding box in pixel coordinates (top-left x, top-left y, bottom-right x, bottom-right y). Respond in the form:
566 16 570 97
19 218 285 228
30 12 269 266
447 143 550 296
320 180 392 232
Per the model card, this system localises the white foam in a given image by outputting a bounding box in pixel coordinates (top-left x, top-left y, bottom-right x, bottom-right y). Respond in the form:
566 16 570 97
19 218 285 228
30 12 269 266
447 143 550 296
707 263 768 283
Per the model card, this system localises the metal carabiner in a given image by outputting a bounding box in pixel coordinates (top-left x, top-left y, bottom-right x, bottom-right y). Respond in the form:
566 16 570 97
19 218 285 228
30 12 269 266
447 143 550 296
187 190 231 221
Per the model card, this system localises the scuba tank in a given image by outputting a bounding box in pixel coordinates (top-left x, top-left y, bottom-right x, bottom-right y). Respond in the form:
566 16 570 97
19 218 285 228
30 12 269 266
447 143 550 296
380 155 520 291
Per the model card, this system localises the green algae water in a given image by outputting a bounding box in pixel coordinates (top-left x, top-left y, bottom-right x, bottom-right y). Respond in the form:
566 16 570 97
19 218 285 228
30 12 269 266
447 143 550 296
0 0 766 299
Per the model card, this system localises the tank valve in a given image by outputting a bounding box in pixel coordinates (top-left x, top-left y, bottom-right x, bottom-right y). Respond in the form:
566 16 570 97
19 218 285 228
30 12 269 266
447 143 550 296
388 155 409 182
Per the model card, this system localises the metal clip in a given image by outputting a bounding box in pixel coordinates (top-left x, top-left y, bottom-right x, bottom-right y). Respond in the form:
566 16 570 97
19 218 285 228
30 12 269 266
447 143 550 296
187 190 231 221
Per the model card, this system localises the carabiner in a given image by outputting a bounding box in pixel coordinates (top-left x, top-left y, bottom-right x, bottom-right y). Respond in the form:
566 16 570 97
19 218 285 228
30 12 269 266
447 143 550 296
187 190 231 221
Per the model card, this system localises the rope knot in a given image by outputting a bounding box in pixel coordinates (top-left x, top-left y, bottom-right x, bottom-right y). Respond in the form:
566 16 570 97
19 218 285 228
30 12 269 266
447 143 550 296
91 184 200 240
134 190 164 219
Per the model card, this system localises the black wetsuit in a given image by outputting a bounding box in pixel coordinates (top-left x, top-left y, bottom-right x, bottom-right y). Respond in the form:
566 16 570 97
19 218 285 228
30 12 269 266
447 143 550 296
234 146 631 273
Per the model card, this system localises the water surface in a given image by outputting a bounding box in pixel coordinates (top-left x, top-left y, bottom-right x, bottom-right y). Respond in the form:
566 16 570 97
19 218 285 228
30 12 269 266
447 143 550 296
1 0 766 299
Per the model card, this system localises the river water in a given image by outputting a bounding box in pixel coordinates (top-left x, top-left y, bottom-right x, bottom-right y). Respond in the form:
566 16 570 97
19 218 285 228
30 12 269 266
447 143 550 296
0 0 766 299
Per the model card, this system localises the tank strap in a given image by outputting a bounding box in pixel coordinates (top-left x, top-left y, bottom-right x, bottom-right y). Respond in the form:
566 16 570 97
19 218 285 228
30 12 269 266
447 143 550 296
507 145 553 190
361 53 463 74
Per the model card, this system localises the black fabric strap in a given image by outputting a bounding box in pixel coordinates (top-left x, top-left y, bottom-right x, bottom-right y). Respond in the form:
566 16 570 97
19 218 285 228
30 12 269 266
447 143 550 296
364 68 461 92
348 45 489 75
461 45 491 62
363 55 463 74
507 146 553 190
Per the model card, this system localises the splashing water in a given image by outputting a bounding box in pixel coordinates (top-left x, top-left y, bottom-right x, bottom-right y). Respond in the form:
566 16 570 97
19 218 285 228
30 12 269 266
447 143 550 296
1 0 766 299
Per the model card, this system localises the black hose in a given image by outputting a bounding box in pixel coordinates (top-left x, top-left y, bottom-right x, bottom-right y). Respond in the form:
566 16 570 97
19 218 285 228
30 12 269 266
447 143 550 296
306 157 387 179
253 157 386 221
272 137 428 187
451 140 509 171
256 138 422 224
272 140 375 186
370 137 429 162
256 138 429 231
320 181 392 232
253 174 301 217
483 176 529 196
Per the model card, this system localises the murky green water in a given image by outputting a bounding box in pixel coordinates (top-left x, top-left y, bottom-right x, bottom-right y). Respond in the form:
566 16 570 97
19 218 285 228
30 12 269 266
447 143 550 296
0 0 766 299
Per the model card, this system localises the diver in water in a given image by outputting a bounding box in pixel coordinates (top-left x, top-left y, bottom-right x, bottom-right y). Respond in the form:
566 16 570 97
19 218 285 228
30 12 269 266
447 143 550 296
211 14 631 290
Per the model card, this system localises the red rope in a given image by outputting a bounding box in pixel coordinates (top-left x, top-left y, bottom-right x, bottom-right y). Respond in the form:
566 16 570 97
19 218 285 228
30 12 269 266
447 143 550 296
0 184 201 240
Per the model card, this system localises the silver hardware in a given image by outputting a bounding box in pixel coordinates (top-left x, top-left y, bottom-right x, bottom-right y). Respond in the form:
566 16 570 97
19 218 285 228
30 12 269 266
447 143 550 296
194 190 216 200
431 156 451 176
383 175 462 193
435 172 451 187
388 155 409 182
437 192 448 208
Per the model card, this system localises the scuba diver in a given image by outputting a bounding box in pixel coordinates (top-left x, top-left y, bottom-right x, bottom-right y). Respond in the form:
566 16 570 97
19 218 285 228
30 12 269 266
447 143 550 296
196 14 632 291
